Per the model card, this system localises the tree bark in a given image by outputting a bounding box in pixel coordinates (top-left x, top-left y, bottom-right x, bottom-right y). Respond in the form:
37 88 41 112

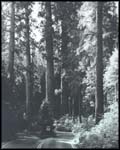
45 2 54 115
8 2 15 89
79 87 82 123
25 4 32 120
60 70 63 116
115 82 118 101
72 98 75 122
61 18 68 116
95 2 104 124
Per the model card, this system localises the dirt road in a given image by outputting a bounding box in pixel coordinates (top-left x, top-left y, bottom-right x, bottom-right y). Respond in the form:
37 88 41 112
2 131 77 148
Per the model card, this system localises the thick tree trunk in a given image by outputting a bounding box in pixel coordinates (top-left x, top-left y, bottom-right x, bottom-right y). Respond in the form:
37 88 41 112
45 2 54 115
8 2 15 89
25 5 32 120
95 2 104 124
61 18 68 116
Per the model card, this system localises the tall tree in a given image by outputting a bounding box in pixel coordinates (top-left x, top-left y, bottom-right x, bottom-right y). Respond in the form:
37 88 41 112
8 2 15 90
95 2 104 124
77 2 118 119
54 2 82 116
25 2 32 120
45 2 54 115
60 11 68 116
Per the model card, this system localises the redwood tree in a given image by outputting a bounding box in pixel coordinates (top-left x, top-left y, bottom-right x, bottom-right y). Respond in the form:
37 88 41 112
25 3 32 120
95 2 104 124
45 2 54 115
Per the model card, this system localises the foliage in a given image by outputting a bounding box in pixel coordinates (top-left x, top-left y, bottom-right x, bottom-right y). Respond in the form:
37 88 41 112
103 2 118 61
104 48 118 88
104 48 118 104
72 115 95 134
55 115 73 132
38 101 55 135
1 1 119 143
77 1 118 118
74 102 118 148
55 114 95 133
77 2 97 115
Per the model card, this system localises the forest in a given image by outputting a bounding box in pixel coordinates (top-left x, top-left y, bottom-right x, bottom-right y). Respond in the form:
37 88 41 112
2 1 119 149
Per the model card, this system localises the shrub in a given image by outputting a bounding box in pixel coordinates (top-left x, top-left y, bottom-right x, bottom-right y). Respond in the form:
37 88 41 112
55 115 73 132
104 48 118 103
74 102 118 148
72 115 95 134
38 100 55 136
28 100 55 136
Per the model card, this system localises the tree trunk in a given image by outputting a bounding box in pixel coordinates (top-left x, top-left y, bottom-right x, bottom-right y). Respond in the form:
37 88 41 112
68 97 71 116
45 70 48 101
60 70 63 116
45 2 54 115
72 98 75 122
8 2 15 90
25 4 32 120
79 87 82 123
31 51 34 100
61 18 68 116
115 82 118 101
95 2 104 124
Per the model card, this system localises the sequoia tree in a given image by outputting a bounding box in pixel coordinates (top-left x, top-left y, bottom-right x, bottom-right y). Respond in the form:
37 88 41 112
95 2 104 124
25 2 32 120
45 2 54 115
